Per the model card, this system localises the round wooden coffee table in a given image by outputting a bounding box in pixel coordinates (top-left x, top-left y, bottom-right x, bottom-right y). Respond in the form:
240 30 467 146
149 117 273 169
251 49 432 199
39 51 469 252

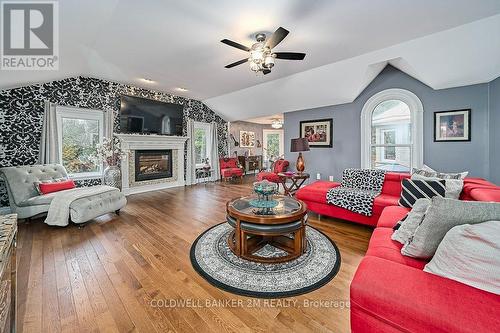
226 195 308 263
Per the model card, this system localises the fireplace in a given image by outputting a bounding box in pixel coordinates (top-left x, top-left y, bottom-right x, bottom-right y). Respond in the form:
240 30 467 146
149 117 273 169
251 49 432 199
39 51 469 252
135 150 173 182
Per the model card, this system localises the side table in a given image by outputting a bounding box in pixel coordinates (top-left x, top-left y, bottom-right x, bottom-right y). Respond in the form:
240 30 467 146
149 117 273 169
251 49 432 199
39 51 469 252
196 168 213 185
278 172 310 196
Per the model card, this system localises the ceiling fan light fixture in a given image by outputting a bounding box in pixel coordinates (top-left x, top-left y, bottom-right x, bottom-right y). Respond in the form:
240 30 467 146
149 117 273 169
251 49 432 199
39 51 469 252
249 61 260 72
271 118 283 129
264 55 275 68
250 43 265 63
222 27 305 75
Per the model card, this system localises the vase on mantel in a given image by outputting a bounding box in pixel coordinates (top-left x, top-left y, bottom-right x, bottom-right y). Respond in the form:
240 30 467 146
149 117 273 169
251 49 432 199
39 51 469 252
103 165 122 190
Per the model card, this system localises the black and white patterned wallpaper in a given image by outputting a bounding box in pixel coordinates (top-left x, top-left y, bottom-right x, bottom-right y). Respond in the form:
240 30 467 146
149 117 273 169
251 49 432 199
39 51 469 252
0 76 228 207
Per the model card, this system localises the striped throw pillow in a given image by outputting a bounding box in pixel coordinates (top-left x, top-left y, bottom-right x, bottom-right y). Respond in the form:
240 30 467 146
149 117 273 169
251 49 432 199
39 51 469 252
412 167 468 180
399 179 446 208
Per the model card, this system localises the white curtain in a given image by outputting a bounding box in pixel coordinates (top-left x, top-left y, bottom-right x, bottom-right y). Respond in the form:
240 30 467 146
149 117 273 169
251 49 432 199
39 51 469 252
209 122 221 181
38 101 60 164
186 119 197 185
104 109 114 138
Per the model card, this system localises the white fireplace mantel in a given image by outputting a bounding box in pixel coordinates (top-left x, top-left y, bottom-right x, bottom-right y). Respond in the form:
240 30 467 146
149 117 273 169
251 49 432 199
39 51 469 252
115 134 188 195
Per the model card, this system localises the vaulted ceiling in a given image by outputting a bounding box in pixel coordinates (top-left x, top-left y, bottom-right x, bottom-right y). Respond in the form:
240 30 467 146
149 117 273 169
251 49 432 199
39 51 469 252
1 0 499 121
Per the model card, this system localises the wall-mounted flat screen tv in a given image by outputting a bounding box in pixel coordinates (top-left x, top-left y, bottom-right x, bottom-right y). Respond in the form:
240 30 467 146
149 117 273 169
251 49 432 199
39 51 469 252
119 95 183 135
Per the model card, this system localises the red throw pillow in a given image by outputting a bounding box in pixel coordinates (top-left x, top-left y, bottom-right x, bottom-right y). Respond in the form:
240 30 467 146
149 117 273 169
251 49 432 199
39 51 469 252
39 179 76 194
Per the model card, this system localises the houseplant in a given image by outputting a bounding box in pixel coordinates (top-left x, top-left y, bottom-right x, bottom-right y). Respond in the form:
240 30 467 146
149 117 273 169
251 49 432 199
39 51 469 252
95 135 123 189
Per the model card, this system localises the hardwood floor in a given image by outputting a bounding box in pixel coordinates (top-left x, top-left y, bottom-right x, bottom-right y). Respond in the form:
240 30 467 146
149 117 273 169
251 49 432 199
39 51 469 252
17 177 373 333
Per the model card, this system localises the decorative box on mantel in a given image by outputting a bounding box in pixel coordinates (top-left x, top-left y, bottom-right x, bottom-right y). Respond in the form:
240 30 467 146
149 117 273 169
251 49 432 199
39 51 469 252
115 134 188 195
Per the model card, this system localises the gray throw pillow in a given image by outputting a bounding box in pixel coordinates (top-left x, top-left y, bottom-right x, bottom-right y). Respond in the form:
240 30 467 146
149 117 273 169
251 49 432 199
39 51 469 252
424 221 500 295
401 197 500 259
392 198 431 244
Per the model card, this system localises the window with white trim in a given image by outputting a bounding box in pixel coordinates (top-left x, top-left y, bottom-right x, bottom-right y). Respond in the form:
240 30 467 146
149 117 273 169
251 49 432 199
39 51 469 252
194 122 212 168
56 107 104 178
361 89 423 172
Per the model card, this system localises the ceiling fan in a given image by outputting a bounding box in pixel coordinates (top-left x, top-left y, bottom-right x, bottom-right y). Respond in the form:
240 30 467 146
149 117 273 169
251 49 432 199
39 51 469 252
221 27 306 75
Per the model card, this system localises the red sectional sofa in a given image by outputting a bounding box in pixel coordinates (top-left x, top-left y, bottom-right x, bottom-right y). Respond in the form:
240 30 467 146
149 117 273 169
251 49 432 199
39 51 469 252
297 172 500 331
351 187 500 332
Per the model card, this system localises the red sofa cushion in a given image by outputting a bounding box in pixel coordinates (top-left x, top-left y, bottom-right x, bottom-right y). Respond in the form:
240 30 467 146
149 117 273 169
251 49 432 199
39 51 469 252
365 228 427 270
221 168 243 178
38 179 76 194
376 205 410 228
351 256 500 333
460 178 498 200
372 194 400 217
296 180 340 203
301 200 381 226
381 172 410 197
256 172 280 183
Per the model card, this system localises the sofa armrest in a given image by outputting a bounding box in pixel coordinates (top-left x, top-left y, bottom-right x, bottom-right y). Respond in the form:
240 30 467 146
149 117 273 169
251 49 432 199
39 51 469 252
469 188 500 202
351 256 500 333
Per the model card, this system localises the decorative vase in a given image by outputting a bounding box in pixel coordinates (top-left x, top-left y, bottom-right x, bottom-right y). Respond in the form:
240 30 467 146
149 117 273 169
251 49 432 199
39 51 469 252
296 152 305 173
103 165 122 190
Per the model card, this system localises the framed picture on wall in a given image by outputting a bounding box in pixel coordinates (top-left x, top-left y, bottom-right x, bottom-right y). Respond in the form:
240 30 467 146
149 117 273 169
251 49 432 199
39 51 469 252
434 109 471 142
299 118 333 148
239 130 256 147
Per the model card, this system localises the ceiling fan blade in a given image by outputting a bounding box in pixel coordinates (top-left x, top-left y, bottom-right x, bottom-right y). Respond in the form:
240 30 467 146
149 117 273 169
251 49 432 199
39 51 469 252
262 69 271 75
265 27 289 49
224 58 249 68
221 39 251 52
274 52 306 60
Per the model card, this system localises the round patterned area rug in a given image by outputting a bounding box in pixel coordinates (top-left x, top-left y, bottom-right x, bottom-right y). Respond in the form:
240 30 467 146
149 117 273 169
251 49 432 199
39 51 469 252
190 223 341 298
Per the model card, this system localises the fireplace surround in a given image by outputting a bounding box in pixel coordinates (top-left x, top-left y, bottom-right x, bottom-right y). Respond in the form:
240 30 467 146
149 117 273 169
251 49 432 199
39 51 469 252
115 134 188 195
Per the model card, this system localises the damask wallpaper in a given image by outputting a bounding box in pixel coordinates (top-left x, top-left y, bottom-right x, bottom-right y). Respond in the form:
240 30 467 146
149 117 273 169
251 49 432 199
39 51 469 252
0 76 228 207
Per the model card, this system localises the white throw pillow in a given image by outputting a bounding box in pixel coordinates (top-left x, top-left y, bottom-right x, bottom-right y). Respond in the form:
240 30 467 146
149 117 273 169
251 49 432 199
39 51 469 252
424 221 500 295
413 164 468 180
392 198 431 244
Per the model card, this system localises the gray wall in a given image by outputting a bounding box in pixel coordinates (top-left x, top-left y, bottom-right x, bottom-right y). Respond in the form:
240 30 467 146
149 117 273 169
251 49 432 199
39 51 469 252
229 121 272 157
284 66 497 182
490 77 500 184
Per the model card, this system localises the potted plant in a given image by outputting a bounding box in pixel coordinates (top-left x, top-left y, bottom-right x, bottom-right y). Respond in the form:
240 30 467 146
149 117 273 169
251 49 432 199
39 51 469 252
96 135 123 189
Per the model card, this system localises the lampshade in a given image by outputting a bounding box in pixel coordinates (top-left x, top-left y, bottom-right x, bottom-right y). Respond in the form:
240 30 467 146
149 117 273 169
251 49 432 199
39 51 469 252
290 138 310 152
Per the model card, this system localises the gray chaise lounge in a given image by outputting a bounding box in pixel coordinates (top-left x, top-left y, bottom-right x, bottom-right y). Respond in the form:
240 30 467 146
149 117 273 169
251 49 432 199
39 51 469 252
0 164 126 224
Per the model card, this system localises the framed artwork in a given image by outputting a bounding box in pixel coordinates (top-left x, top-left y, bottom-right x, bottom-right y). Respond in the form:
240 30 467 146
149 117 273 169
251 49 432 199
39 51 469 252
239 130 256 147
299 118 333 148
434 109 471 142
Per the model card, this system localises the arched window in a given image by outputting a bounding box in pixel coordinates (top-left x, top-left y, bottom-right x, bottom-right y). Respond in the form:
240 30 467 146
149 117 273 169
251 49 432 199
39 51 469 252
361 89 423 172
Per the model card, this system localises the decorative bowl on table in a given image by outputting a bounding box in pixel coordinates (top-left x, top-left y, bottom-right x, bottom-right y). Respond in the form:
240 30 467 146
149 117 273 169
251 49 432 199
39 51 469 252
253 180 278 196
250 180 278 211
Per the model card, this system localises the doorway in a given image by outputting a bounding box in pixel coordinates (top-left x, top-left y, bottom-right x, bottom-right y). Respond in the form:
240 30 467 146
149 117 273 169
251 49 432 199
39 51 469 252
262 129 284 170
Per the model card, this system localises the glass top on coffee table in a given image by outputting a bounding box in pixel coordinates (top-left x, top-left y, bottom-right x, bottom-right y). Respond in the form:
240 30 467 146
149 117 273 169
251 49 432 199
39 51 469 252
227 195 303 217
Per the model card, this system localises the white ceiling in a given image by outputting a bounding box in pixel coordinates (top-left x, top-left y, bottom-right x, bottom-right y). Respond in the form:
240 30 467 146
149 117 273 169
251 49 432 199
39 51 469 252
1 0 499 121
245 114 284 125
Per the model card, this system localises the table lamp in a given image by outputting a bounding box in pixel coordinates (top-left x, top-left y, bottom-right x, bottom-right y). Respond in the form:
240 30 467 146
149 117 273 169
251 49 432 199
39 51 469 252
290 138 310 173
